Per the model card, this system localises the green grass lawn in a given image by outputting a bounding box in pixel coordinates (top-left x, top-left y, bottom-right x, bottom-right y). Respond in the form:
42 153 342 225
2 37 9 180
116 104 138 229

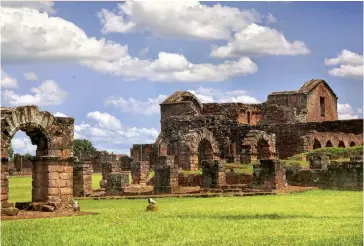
2 176 363 246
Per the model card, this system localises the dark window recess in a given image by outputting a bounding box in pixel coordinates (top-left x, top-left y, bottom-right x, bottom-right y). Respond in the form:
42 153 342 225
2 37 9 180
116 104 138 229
320 97 325 117
247 112 251 124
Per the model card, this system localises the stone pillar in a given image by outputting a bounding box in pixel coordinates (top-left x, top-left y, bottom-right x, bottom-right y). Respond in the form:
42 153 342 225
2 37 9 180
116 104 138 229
130 161 150 185
105 172 130 196
32 157 74 210
1 158 9 208
252 160 287 191
153 156 181 194
73 160 92 197
201 159 226 188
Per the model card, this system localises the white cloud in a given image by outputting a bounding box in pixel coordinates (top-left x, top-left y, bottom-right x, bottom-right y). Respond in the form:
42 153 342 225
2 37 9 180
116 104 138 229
11 137 37 155
86 111 122 131
74 112 159 147
105 95 167 115
210 24 310 58
97 1 264 40
24 72 38 81
0 69 18 88
84 54 258 82
1 6 129 64
1 0 56 14
53 112 67 117
337 103 362 120
325 50 363 80
2 6 258 82
189 87 261 103
2 79 67 106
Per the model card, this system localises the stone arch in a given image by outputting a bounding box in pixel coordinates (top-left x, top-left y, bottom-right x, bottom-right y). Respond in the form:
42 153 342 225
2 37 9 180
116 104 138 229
350 141 356 147
313 139 322 149
1 106 74 211
179 128 219 170
338 141 345 148
241 130 276 163
325 140 333 147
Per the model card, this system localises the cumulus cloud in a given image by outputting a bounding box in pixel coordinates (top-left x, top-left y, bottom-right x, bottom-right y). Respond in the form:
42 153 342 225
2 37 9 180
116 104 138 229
210 24 310 57
1 5 258 82
74 112 159 147
24 72 38 81
0 69 18 88
11 137 37 155
325 50 363 80
2 79 67 106
105 95 168 115
337 103 363 120
98 2 308 58
97 1 264 40
86 111 122 131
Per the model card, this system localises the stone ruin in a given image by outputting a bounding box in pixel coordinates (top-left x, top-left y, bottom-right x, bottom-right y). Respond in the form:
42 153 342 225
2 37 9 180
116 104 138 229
1 106 74 215
124 79 363 193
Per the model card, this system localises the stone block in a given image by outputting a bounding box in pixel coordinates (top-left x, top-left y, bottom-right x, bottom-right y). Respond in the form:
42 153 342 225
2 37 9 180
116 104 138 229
1 207 19 216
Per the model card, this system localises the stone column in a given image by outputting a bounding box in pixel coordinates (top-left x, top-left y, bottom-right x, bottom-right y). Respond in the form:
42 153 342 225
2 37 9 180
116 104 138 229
32 156 74 210
201 160 226 188
1 158 9 208
153 156 180 194
73 160 92 197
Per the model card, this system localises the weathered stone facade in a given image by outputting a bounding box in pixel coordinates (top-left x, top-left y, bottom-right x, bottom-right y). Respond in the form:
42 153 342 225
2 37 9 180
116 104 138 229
130 161 150 185
151 80 362 171
252 160 287 190
1 106 74 210
153 156 180 194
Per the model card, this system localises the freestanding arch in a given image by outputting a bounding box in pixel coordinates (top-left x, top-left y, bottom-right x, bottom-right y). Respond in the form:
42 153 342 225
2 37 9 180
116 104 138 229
1 106 74 211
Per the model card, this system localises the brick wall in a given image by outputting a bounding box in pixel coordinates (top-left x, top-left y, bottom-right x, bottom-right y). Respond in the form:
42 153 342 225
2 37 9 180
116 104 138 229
306 83 337 122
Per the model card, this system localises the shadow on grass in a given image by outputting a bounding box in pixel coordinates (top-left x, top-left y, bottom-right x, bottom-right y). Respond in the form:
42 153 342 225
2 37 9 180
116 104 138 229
160 213 362 220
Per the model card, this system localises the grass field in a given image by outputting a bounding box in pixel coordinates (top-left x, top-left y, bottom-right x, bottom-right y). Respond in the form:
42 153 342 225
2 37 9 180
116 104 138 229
2 176 363 246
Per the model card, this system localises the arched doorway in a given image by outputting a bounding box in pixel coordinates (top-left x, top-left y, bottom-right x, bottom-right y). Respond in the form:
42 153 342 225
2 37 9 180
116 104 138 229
313 139 322 149
1 106 74 210
338 141 345 148
350 142 356 147
325 141 333 148
198 139 214 168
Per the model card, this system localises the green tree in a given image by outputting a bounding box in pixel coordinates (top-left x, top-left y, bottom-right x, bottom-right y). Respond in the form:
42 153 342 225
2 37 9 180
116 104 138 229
73 139 97 157
8 145 14 159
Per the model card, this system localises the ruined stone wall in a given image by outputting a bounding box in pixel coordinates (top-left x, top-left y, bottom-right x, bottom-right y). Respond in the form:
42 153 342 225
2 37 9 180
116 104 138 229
265 104 307 124
287 161 363 190
105 172 131 196
160 101 202 122
202 103 264 125
234 119 363 159
267 93 307 113
130 161 150 185
178 173 252 186
252 160 287 190
306 83 338 122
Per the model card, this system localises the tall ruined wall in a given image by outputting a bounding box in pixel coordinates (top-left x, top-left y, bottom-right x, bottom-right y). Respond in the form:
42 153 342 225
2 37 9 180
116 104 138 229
202 103 264 125
130 144 154 162
160 102 202 122
266 93 307 124
306 83 337 122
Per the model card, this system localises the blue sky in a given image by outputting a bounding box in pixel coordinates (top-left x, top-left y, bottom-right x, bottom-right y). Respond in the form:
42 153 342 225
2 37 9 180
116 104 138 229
1 1 363 155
